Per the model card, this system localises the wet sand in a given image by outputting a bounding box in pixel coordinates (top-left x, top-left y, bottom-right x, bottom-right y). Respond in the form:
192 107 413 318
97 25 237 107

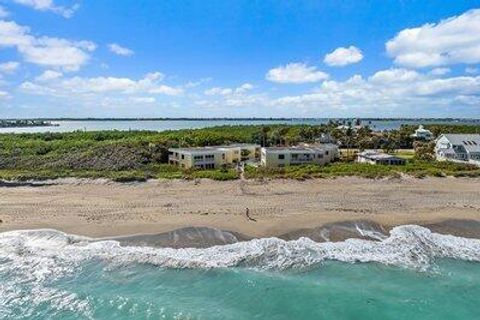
0 177 479 244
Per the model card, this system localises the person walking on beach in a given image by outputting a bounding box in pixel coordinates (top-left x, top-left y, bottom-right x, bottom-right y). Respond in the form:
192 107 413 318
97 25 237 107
245 207 256 222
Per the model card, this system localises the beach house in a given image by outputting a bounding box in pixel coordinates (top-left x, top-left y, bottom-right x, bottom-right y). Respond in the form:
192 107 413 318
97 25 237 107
168 144 260 169
357 150 406 165
435 134 480 166
260 144 338 167
411 125 434 140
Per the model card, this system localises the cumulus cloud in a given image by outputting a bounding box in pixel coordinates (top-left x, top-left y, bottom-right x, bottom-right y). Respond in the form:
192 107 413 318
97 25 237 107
129 96 156 104
0 90 10 99
272 68 480 115
200 83 265 108
20 72 183 97
429 67 451 76
108 43 134 56
387 9 480 68
0 20 95 71
204 83 254 96
35 70 62 82
12 0 79 18
0 61 20 73
266 63 329 83
324 46 363 66
465 67 479 74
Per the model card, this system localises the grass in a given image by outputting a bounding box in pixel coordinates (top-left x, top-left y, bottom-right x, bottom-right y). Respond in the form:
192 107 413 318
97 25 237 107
0 160 478 182
0 165 238 182
1 125 479 182
244 160 480 180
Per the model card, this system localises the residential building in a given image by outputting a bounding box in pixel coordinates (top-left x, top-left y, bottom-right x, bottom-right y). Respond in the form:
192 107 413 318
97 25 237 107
435 134 480 166
260 144 338 167
168 144 260 169
357 150 406 165
411 125 434 140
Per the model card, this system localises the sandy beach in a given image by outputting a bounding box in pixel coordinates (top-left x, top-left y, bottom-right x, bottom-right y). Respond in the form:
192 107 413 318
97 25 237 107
1 177 480 242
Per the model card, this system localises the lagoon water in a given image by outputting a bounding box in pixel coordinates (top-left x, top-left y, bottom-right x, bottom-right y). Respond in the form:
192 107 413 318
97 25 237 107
1 225 480 319
1 118 479 133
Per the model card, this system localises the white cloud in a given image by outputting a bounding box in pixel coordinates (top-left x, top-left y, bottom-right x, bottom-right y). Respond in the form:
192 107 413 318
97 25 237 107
272 68 480 115
266 63 329 83
0 20 95 71
465 67 479 74
236 83 254 93
387 9 480 68
204 87 232 96
369 68 420 83
20 72 183 96
108 43 134 56
0 61 20 73
204 83 254 96
324 46 363 66
129 96 156 104
12 0 79 18
35 69 62 81
184 77 212 88
200 82 265 108
429 67 451 76
0 5 10 18
0 90 10 99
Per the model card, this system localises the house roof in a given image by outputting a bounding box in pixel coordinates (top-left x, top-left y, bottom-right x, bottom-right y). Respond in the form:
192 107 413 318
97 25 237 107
440 134 480 153
169 143 260 154
169 147 224 154
262 146 326 153
358 150 405 161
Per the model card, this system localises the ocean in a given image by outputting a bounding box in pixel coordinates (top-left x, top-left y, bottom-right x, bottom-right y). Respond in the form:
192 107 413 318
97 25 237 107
0 118 479 133
1 225 480 319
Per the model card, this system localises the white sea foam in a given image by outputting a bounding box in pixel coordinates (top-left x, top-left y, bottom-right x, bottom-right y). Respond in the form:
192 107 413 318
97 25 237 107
1 225 480 317
1 225 480 272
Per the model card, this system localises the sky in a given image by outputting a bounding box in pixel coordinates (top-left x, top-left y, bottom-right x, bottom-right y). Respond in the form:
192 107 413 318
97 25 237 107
1 0 480 118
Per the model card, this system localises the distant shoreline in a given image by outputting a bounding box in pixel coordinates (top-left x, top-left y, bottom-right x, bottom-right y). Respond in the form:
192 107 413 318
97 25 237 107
2 117 480 122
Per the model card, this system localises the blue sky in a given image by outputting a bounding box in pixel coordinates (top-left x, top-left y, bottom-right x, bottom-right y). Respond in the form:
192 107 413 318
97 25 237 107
1 0 480 118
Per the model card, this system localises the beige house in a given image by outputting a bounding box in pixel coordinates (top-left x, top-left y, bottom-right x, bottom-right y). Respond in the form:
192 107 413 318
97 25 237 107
260 144 338 167
168 144 260 169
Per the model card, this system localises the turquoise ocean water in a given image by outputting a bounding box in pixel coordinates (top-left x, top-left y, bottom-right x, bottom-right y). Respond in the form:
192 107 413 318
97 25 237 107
1 226 480 319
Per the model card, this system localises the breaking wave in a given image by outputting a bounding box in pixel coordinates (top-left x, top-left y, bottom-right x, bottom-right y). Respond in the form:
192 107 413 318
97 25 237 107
1 225 480 317
1 225 480 272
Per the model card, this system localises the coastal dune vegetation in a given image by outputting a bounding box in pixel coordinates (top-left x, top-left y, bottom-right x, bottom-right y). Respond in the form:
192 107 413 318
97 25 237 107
0 123 479 181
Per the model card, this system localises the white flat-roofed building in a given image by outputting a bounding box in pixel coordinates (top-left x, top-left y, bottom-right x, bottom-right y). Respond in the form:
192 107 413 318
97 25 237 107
260 144 338 167
357 150 406 165
435 134 480 166
168 144 260 169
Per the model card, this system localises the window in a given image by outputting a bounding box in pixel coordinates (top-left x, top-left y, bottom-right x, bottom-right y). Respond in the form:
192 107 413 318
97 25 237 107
181 154 185 160
222 153 225 159
325 151 329 155
205 154 215 160
194 155 203 161
317 154 323 159
205 163 215 169
278 154 285 160
291 154 299 160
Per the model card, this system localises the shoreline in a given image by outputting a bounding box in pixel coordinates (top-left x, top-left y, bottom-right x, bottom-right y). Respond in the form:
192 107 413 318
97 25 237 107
1 177 479 242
